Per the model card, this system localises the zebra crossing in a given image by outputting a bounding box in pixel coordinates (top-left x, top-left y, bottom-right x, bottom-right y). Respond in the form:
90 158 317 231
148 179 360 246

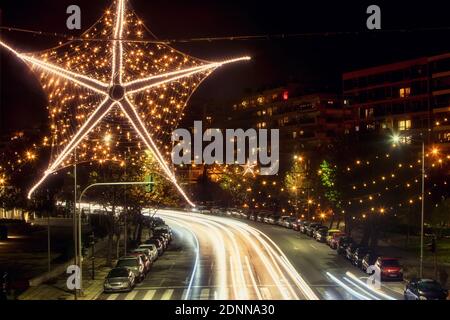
97 286 284 300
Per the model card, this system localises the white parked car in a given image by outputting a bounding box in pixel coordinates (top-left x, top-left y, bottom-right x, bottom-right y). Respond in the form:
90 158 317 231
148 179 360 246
138 244 158 262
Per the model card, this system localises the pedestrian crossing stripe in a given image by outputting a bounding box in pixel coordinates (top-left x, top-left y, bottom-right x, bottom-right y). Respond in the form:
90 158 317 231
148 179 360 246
161 289 174 300
106 293 120 300
143 290 156 300
125 291 139 300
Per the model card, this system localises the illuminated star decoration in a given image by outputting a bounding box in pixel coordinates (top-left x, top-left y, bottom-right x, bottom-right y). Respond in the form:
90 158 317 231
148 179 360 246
241 161 257 177
0 0 250 206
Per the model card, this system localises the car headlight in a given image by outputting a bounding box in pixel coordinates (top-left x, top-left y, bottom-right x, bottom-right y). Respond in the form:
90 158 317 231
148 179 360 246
419 295 427 300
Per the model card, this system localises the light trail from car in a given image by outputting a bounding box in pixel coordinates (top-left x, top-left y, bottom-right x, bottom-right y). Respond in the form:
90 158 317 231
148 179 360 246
345 271 397 300
158 209 319 300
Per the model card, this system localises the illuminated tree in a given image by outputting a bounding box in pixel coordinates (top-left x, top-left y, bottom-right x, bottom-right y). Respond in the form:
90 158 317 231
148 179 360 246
284 158 309 215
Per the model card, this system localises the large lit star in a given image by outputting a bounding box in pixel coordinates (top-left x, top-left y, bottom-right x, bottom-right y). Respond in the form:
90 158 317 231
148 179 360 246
0 0 250 206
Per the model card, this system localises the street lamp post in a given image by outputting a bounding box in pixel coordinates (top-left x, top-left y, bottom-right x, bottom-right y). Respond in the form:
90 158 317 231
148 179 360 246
420 141 425 278
392 134 427 278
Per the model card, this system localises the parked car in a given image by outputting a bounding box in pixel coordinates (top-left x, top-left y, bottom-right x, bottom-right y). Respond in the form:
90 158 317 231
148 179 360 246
263 214 272 224
240 210 250 219
129 252 151 274
153 229 171 243
256 213 265 222
315 227 329 242
197 206 211 214
306 223 322 237
144 239 164 256
267 215 280 225
103 268 136 293
404 279 448 300
291 219 300 231
328 232 346 248
249 213 256 221
133 247 157 262
345 243 360 260
375 257 403 281
337 236 353 255
277 216 289 227
285 217 297 229
299 221 310 233
351 247 373 267
115 256 145 282
361 252 379 272
152 235 168 249
325 229 342 245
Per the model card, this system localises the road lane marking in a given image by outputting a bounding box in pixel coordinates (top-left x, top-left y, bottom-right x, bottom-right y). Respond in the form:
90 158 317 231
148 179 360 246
161 289 174 300
124 290 139 300
143 290 156 300
245 256 263 300
200 289 210 300
310 244 318 250
106 293 119 300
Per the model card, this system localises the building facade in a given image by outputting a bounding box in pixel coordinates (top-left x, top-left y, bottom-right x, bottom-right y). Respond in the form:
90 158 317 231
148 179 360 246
222 87 350 157
343 52 450 147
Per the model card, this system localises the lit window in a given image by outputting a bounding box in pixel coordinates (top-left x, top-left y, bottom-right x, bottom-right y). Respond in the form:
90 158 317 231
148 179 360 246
292 131 297 138
399 87 411 98
398 119 411 131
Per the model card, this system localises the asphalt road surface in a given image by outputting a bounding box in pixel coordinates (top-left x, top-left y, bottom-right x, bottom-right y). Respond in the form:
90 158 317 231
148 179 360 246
98 209 404 300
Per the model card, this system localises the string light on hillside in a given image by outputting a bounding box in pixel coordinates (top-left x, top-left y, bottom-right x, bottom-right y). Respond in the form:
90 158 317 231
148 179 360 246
0 0 250 205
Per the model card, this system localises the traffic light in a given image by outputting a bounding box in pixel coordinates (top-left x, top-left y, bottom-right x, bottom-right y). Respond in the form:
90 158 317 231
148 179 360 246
428 238 436 253
145 174 154 192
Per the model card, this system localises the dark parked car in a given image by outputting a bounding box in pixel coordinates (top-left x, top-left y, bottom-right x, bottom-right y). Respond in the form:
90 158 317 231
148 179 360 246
299 221 311 233
337 236 353 255
315 227 329 242
345 243 359 260
152 235 168 250
103 268 136 293
375 257 403 281
361 252 379 272
404 279 448 300
256 213 265 222
306 223 321 237
351 247 373 267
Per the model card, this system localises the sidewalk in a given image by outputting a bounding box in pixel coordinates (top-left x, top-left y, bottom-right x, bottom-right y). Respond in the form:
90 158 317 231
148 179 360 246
19 229 151 300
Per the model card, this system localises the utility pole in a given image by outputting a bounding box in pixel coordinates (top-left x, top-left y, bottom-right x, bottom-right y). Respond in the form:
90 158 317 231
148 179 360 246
73 148 78 300
420 141 425 278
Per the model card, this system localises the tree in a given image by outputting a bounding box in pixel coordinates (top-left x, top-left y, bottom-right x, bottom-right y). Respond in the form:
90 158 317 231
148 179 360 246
318 160 342 228
284 158 309 216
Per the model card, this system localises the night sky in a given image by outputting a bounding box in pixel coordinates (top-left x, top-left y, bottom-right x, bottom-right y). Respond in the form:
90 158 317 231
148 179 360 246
1 0 450 132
